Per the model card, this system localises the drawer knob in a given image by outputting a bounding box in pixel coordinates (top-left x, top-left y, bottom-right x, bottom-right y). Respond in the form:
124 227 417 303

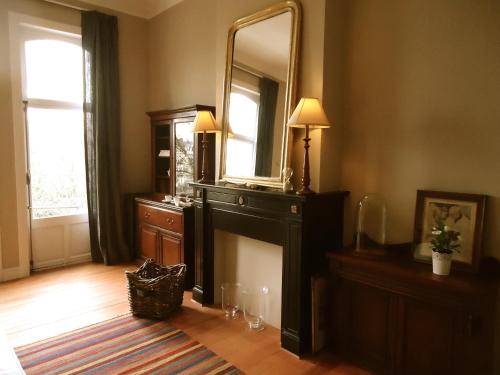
167 218 174 225
238 196 245 206
144 212 151 218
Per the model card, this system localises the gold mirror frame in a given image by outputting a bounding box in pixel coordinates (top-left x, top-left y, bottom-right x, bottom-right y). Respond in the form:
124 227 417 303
219 0 302 188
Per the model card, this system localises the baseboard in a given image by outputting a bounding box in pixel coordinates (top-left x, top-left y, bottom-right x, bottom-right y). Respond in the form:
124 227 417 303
33 254 92 271
1 265 29 282
69 253 92 263
1 254 92 280
32 253 92 272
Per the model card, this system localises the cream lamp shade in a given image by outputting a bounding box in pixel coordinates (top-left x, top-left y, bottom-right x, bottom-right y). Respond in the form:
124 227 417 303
193 111 218 133
287 98 330 129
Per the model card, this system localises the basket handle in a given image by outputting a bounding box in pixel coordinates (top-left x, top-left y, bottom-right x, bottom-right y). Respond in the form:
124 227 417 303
176 264 187 276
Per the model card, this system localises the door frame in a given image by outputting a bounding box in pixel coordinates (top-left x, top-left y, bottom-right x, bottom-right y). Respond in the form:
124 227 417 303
8 12 82 280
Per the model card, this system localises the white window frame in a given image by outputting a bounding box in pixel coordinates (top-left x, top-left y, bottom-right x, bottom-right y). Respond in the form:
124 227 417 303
8 12 83 278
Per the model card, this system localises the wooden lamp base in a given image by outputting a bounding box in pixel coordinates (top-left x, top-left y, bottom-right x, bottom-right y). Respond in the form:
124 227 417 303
297 125 315 195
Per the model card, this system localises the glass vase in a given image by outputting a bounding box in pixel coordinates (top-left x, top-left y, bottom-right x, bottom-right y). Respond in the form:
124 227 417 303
221 283 241 319
242 286 269 331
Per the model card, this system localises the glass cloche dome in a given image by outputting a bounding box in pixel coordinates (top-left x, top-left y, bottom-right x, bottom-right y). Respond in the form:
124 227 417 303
354 194 387 256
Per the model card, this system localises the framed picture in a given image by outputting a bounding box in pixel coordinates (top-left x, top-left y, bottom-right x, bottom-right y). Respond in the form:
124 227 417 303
413 190 487 273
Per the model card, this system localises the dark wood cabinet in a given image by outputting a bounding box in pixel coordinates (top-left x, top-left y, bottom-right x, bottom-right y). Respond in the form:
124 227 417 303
401 297 455 375
135 196 194 289
134 105 215 287
350 282 393 371
147 105 215 196
327 251 498 375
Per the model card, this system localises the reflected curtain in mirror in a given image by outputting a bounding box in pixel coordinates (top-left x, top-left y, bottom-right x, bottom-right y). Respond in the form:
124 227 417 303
82 11 131 264
255 77 278 176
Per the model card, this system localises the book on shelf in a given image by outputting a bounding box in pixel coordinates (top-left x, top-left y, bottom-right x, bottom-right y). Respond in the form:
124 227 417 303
158 149 170 157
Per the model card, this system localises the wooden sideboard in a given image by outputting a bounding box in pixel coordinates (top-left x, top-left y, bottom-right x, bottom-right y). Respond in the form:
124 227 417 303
191 182 348 356
327 250 498 375
135 195 194 289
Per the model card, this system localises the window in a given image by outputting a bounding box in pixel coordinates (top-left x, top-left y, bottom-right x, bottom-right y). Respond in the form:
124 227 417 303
226 85 260 176
20 24 87 219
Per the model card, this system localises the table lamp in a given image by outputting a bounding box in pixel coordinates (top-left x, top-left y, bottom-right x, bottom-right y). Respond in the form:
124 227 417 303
193 111 218 183
287 98 330 195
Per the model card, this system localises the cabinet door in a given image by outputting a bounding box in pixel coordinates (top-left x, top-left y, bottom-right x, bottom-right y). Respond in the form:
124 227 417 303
159 232 182 265
138 224 158 261
349 282 393 373
330 279 393 374
400 298 455 375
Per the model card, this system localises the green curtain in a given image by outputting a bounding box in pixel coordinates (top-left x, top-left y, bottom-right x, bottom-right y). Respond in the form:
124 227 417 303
82 11 130 264
254 77 279 177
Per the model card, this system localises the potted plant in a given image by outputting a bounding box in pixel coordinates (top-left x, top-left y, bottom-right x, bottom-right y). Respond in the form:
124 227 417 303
430 221 461 275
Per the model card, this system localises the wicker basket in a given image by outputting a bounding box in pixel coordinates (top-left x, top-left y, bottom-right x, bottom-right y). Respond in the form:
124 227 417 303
126 259 186 319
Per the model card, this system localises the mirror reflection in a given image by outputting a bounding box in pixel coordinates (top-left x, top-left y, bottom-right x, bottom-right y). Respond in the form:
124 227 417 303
225 12 292 178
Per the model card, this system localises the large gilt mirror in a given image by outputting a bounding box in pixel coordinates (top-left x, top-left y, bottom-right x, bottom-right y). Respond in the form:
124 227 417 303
220 1 301 187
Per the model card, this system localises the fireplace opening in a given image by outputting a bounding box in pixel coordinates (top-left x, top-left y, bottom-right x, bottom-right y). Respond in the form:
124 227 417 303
213 230 283 328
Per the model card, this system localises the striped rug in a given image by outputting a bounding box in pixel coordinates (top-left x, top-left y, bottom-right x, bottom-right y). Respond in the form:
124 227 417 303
15 314 241 375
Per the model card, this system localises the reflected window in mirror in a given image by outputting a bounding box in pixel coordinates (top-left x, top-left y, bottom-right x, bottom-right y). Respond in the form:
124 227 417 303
227 83 259 176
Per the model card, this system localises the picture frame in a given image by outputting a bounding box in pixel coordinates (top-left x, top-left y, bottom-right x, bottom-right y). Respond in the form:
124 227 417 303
412 190 487 273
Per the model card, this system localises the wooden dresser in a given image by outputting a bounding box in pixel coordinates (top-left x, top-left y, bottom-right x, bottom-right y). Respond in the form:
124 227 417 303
327 250 498 375
135 195 194 289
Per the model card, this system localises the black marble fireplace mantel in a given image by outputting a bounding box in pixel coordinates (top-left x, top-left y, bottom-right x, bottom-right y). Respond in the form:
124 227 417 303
191 182 348 356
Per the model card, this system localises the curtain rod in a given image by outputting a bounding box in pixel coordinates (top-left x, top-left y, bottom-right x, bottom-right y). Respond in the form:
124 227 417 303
43 0 89 12
233 62 281 83
234 63 263 79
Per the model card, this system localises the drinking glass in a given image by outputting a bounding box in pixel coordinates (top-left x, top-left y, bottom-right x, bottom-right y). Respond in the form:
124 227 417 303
221 283 241 319
242 286 269 331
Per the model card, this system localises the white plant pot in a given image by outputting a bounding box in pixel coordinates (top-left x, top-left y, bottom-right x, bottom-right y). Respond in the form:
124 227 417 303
432 251 452 275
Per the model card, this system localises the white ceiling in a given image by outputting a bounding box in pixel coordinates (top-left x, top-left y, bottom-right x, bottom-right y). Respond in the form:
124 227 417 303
65 0 184 19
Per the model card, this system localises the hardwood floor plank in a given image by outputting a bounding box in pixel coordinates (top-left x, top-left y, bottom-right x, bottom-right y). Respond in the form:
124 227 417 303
0 262 372 374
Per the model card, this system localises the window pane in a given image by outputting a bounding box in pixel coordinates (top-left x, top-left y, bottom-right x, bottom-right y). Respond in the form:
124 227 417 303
25 39 83 103
175 121 195 195
28 107 87 218
226 138 255 176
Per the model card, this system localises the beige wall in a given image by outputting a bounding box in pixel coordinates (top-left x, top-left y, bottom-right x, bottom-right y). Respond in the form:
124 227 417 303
115 10 150 195
338 0 500 257
319 0 348 192
0 0 149 271
147 0 216 111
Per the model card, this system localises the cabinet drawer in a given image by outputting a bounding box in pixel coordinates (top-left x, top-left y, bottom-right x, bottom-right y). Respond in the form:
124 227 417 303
137 203 183 234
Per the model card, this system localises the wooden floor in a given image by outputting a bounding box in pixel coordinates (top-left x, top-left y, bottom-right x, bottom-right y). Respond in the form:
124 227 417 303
0 262 371 375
